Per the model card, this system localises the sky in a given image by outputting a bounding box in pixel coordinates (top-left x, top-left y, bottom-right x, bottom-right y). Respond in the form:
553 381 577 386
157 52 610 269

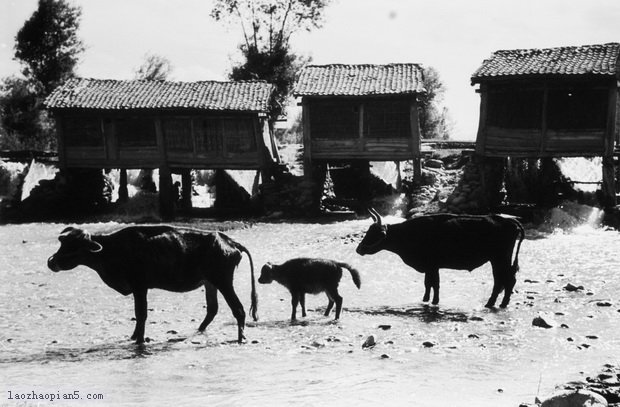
2 0 620 140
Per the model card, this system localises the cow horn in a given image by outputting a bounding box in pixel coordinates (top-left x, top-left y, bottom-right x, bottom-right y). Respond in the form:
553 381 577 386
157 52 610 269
89 241 103 253
368 207 382 226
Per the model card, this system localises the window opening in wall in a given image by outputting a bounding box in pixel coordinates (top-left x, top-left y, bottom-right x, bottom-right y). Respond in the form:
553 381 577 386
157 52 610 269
487 88 543 129
117 117 157 147
64 117 103 147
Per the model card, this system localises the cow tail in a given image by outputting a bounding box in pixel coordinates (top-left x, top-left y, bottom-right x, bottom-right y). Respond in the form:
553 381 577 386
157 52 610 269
237 244 258 322
338 262 361 289
511 220 525 274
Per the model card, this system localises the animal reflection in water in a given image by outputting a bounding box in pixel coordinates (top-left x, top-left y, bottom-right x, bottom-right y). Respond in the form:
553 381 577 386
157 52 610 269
47 226 258 344
259 258 361 321
357 209 525 308
347 304 470 323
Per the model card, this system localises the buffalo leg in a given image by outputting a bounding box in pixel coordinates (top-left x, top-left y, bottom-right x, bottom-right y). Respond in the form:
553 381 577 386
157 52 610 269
500 260 517 308
423 270 440 305
198 282 219 332
486 260 506 308
131 289 148 344
324 298 335 316
326 287 343 319
300 293 307 317
218 285 246 343
500 273 516 308
290 292 300 321
431 270 440 305
423 274 431 302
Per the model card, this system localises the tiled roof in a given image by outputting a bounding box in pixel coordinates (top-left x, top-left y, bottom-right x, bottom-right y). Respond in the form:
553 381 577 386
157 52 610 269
471 43 620 83
45 78 274 112
294 63 425 97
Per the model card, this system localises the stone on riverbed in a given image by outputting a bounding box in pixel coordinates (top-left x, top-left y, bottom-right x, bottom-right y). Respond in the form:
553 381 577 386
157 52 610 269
564 283 584 292
362 335 376 349
532 314 555 329
540 389 607 407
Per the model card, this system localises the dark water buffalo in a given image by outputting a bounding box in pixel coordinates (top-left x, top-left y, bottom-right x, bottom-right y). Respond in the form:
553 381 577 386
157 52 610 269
258 258 361 321
47 225 258 343
356 209 524 308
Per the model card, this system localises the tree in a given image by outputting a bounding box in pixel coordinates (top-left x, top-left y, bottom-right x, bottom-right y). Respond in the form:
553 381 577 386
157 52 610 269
418 66 453 140
0 0 84 150
0 76 54 150
14 0 85 96
211 0 332 119
134 53 173 80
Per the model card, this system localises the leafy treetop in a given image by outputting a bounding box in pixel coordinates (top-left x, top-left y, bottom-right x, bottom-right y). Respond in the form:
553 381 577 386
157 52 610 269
14 0 85 96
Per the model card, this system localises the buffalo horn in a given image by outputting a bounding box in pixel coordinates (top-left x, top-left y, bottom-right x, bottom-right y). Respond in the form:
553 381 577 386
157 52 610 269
368 207 382 226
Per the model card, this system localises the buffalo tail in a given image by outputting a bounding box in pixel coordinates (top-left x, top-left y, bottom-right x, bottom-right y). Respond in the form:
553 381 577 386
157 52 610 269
237 243 258 322
511 219 525 274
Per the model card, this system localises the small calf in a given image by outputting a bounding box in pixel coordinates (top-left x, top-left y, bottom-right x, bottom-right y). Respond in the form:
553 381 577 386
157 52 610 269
258 258 361 321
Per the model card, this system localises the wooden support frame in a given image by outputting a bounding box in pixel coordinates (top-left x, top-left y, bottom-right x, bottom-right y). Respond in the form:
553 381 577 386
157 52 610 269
410 97 422 183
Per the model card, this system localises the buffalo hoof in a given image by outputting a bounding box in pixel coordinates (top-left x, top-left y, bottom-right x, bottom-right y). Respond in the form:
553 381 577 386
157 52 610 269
484 302 496 309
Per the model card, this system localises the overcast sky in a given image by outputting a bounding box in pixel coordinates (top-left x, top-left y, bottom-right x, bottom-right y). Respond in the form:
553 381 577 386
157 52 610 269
2 0 620 140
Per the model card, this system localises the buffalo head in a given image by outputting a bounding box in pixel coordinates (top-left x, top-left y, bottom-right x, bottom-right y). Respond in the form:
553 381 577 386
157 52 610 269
356 208 388 255
258 263 274 284
47 227 102 272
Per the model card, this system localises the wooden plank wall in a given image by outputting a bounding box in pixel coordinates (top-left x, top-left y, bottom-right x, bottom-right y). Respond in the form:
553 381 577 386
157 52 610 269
305 96 422 161
59 110 267 169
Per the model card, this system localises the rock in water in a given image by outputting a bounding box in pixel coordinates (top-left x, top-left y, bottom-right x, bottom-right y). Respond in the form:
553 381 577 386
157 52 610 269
564 283 584 292
540 389 607 407
532 315 554 329
362 335 376 349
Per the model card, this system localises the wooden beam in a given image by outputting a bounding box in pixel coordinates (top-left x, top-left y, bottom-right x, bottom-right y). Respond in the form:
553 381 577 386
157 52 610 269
605 86 618 156
358 103 364 152
302 98 313 181
55 116 67 170
475 84 488 155
410 97 422 183
602 156 616 207
539 84 548 155
155 116 174 219
181 169 192 210
118 168 128 203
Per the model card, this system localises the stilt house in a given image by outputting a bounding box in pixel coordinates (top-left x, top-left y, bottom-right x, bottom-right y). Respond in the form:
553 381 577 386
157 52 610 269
294 63 426 176
471 42 620 205
45 78 278 217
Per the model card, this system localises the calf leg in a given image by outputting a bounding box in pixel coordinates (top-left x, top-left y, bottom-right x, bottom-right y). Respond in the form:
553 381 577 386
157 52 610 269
131 289 148 344
218 285 246 343
326 287 343 320
198 282 219 332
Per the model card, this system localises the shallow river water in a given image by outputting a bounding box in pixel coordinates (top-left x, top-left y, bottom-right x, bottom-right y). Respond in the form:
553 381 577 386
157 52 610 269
1 218 620 406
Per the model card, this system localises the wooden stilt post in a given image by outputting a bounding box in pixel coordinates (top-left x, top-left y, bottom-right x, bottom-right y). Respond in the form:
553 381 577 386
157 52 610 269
395 160 402 192
602 156 616 208
181 169 192 210
118 168 128 203
159 166 174 220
